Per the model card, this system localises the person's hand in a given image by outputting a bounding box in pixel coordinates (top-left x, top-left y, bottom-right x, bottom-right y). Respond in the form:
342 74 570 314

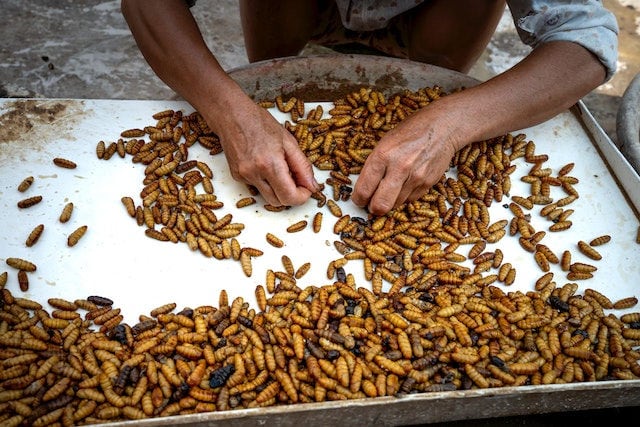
209 97 319 207
351 107 458 215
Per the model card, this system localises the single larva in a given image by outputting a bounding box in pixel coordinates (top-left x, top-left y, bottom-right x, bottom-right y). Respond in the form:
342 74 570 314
17 270 28 291
326 199 343 217
286 220 307 233
121 128 146 138
17 195 42 209
59 202 74 223
121 196 136 217
589 235 611 246
240 250 252 277
87 295 113 306
266 232 284 248
613 296 638 310
67 225 88 247
312 212 323 233
5 257 37 272
577 240 602 261
53 157 77 169
17 176 34 192
549 220 572 232
25 223 45 247
236 197 256 209
295 262 311 280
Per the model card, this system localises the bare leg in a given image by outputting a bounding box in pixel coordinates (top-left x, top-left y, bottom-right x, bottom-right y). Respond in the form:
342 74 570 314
407 0 506 73
239 0 320 63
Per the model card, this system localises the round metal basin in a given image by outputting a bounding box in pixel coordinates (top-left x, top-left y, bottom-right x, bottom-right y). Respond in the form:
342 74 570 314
227 54 481 102
616 72 640 174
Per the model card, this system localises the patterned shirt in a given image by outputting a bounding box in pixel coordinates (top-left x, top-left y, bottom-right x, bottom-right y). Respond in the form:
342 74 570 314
334 0 619 81
185 0 619 81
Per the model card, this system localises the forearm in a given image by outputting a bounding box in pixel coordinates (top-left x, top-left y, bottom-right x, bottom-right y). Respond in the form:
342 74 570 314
434 41 607 150
121 0 245 127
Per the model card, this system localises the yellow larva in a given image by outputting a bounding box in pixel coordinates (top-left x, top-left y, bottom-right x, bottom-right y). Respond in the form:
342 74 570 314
197 161 213 179
120 128 146 138
25 224 45 247
18 270 29 291
294 262 311 280
326 199 343 217
67 225 88 247
59 202 74 223
121 196 136 217
96 140 106 159
613 296 638 310
236 197 256 209
17 195 42 209
589 235 611 246
286 220 307 233
266 232 284 248
240 251 252 277
53 157 77 169
281 255 295 276
17 176 34 192
549 221 572 232
6 257 37 272
577 240 602 261
255 285 267 312
312 212 323 233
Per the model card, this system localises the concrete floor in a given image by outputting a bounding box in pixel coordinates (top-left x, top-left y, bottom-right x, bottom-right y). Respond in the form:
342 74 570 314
1 0 639 150
1 0 639 425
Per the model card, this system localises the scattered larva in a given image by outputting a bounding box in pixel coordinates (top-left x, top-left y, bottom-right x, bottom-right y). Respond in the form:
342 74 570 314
121 128 146 138
549 221 572 232
236 197 256 209
286 220 307 233
53 157 77 169
577 240 602 261
17 176 34 192
17 270 28 291
87 295 113 306
121 196 136 217
25 224 45 247
5 257 37 272
240 250 252 277
96 140 106 159
67 225 88 247
17 195 42 209
326 199 343 217
294 262 311 280
59 202 74 223
589 235 611 246
613 296 638 310
312 212 323 233
266 232 284 248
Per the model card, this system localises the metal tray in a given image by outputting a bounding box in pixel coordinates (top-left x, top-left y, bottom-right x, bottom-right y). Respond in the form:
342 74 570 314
1 55 639 425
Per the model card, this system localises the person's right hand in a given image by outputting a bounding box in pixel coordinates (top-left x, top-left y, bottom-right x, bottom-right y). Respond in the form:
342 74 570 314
205 96 319 207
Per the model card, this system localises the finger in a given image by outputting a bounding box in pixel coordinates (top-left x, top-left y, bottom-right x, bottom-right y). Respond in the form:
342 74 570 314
252 178 281 207
367 174 403 216
406 184 430 205
270 176 312 206
283 138 319 193
265 160 313 207
352 158 387 208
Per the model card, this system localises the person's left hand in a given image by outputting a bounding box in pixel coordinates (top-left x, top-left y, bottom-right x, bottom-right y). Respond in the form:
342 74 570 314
351 108 459 216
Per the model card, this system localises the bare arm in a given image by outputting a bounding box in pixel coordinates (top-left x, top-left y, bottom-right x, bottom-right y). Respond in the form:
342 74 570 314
121 0 318 206
352 40 607 215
